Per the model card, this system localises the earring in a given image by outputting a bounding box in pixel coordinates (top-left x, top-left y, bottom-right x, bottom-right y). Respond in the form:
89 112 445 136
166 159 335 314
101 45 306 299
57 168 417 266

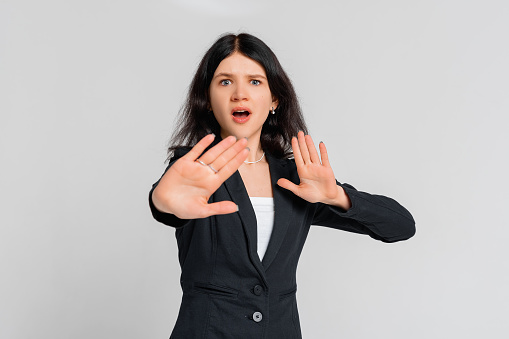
271 107 276 115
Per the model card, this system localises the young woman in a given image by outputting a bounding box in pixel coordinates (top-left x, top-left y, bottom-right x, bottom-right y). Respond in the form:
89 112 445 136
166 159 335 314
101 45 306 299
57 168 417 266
149 33 415 339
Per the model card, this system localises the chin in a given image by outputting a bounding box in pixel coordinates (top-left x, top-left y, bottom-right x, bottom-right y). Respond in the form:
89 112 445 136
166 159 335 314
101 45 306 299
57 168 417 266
221 126 262 141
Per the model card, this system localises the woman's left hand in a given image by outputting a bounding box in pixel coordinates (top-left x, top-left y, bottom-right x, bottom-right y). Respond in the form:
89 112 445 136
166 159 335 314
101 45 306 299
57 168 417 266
277 131 352 210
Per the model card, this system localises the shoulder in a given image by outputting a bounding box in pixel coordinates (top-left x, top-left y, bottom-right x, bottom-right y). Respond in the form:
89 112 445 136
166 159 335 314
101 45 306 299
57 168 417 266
168 146 193 163
267 153 295 167
285 158 296 172
267 154 299 183
281 156 296 170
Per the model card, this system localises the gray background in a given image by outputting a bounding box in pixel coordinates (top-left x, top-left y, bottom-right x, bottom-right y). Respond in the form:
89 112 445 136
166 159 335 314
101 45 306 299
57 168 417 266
1 0 508 338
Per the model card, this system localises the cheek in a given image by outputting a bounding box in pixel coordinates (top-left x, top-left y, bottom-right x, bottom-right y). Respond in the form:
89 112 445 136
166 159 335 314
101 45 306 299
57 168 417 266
259 90 273 105
212 111 226 123
209 90 230 111
208 94 219 118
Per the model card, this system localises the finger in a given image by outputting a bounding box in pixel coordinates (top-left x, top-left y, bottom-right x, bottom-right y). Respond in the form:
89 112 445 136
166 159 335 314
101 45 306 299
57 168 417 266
305 134 320 164
183 134 216 161
201 201 239 217
291 136 304 167
277 178 300 195
297 131 311 164
208 137 248 171
216 147 249 182
197 135 237 164
319 141 331 167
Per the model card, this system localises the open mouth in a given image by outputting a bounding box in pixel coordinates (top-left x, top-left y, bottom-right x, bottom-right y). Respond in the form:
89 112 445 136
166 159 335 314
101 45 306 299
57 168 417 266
232 109 251 123
232 110 250 118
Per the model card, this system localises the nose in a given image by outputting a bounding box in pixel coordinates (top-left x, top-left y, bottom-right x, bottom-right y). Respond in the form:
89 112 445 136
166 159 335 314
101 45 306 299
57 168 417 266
231 83 248 102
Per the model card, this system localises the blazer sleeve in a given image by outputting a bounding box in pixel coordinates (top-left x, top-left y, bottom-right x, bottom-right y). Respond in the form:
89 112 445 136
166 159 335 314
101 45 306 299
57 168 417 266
148 148 192 228
311 181 416 243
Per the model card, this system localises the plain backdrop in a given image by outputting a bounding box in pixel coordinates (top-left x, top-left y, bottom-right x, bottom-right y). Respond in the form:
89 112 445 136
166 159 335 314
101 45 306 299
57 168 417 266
1 0 508 338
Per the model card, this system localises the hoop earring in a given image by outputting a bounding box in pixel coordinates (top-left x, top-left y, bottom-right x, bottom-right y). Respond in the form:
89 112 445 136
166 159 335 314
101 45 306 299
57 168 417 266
270 107 276 115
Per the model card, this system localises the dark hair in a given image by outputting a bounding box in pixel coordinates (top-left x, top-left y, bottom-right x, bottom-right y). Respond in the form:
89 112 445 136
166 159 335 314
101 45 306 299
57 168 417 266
168 33 308 159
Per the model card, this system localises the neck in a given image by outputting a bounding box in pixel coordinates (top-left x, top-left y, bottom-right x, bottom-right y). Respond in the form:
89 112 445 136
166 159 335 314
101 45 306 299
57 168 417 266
244 138 264 163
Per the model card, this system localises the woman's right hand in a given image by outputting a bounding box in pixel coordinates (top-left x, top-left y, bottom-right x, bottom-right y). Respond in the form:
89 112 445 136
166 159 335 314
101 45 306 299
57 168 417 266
151 134 249 219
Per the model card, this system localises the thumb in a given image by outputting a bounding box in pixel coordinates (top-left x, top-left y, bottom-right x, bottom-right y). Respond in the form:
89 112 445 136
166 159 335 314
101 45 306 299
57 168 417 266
277 178 300 195
202 201 239 217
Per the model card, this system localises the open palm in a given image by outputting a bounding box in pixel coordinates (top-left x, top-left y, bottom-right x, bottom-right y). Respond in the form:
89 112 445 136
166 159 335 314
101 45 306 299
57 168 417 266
277 131 346 206
152 134 249 219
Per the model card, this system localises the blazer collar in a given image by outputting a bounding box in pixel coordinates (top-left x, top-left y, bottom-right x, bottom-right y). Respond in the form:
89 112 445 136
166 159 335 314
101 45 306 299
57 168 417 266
223 153 295 274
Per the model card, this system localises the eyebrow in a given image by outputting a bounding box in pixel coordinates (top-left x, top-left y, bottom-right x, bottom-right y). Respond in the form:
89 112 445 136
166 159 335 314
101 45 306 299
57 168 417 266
213 72 267 80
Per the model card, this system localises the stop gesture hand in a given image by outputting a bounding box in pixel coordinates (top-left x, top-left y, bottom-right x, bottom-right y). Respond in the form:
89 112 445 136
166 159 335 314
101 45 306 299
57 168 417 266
277 131 351 210
152 134 249 219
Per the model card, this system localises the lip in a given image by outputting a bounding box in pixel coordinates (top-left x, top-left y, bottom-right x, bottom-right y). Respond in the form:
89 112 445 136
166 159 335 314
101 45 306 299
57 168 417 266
231 106 251 124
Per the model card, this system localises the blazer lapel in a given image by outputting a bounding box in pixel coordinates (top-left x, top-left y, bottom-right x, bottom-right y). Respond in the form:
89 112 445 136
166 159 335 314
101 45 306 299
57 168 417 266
223 154 295 274
223 171 267 280
261 154 295 270
212 135 262 273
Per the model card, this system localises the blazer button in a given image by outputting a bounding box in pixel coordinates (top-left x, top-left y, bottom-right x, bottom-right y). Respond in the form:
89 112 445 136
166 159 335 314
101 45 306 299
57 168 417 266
252 311 263 323
253 285 263 296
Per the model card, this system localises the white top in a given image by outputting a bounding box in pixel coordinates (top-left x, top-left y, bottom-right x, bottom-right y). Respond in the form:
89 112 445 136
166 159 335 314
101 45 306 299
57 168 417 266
249 197 275 261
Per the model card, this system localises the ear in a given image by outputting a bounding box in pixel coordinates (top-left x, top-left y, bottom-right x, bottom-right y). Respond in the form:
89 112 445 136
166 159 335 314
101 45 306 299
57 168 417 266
271 97 279 110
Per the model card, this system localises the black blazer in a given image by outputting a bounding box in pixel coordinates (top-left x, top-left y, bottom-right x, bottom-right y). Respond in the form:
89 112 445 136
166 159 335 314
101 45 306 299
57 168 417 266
149 148 415 339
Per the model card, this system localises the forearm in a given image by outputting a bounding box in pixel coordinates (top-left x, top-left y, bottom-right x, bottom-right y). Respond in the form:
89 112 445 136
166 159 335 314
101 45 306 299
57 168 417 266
313 182 415 243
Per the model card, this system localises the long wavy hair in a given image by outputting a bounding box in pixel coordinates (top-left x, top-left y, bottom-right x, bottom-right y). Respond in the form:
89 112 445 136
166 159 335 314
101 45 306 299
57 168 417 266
168 33 308 159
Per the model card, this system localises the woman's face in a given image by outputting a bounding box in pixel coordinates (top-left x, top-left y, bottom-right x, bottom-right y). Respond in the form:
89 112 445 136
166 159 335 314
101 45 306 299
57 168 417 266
209 52 278 141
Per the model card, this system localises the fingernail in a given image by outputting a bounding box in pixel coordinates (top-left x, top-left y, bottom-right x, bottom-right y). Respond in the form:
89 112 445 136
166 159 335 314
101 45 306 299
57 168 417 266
235 205 239 212
320 141 323 144
246 147 250 152
243 137 248 141
210 133 215 137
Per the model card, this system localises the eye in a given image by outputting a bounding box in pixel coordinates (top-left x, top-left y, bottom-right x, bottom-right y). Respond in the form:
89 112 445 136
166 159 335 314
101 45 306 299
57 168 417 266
220 79 232 86
250 79 261 86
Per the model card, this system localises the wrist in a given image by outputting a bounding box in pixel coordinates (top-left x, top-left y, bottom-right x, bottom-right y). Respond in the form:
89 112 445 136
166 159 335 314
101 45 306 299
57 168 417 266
152 187 175 215
327 185 351 211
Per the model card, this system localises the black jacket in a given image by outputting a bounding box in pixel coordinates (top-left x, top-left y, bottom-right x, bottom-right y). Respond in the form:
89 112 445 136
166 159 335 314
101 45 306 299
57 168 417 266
149 148 415 339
